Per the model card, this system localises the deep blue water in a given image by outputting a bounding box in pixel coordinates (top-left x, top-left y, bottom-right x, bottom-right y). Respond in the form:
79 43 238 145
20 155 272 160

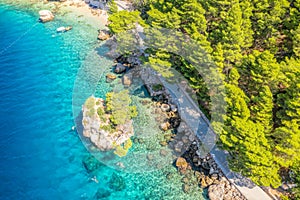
0 4 107 199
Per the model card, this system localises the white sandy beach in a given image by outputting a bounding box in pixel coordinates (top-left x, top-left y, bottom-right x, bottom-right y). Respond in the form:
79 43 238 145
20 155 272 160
59 0 109 27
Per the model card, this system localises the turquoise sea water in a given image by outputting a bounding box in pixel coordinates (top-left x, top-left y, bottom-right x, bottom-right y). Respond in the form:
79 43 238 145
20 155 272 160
0 3 206 200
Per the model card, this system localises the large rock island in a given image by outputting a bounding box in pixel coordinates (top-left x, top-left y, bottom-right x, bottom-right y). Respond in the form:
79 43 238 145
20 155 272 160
82 90 137 157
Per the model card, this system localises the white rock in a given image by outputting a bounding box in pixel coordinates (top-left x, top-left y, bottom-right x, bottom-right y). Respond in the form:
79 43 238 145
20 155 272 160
39 10 54 23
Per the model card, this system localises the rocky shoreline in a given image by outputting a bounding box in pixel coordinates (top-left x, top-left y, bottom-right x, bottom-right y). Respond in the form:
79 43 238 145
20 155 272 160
176 143 246 200
102 52 247 199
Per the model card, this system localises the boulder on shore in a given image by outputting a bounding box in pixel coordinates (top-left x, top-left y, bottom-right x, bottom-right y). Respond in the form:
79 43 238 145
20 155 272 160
208 184 225 200
106 74 116 83
97 29 110 41
176 157 188 171
114 63 126 74
39 10 54 23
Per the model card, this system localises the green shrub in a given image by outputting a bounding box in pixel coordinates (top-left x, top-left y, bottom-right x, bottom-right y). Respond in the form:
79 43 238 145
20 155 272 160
85 96 95 110
152 84 163 91
105 90 138 125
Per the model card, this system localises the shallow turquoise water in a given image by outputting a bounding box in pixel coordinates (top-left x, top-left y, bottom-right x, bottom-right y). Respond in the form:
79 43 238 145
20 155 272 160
0 3 206 200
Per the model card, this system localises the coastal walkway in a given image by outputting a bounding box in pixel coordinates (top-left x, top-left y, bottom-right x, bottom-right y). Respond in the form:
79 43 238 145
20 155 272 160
159 76 272 200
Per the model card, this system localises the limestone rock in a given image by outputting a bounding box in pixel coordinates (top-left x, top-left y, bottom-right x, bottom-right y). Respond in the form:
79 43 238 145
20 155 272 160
161 104 170 112
160 122 170 131
97 29 110 41
82 96 134 151
39 10 54 23
106 73 116 83
208 184 225 200
176 157 188 171
182 184 190 193
205 176 214 186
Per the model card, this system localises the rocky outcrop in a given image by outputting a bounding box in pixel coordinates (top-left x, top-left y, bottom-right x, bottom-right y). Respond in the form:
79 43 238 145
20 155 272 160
39 10 54 23
97 29 110 41
82 96 134 151
175 142 246 200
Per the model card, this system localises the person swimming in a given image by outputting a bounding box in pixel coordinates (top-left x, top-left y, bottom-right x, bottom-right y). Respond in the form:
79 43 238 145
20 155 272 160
71 126 76 131
91 176 99 183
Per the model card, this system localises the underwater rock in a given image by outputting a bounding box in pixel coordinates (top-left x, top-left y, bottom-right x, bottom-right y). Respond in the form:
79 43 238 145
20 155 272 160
176 157 188 171
182 183 190 193
109 173 126 191
95 188 111 199
159 141 168 146
182 177 189 184
106 74 116 82
160 122 170 131
161 104 170 112
82 155 103 173
160 149 168 156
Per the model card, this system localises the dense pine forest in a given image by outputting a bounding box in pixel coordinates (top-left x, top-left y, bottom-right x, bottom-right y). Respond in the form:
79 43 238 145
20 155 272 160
107 0 300 198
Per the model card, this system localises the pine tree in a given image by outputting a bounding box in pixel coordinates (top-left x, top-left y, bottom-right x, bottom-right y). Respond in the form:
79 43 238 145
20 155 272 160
292 24 300 57
108 11 146 34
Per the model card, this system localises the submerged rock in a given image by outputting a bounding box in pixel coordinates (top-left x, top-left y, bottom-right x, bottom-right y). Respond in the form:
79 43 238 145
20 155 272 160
108 173 126 191
160 122 170 131
182 183 190 193
82 155 103 173
95 188 111 199
106 74 116 83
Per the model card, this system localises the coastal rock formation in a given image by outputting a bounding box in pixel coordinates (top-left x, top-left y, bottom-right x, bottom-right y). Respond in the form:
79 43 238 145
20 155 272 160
97 29 110 41
82 96 134 151
39 10 54 23
175 142 247 200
